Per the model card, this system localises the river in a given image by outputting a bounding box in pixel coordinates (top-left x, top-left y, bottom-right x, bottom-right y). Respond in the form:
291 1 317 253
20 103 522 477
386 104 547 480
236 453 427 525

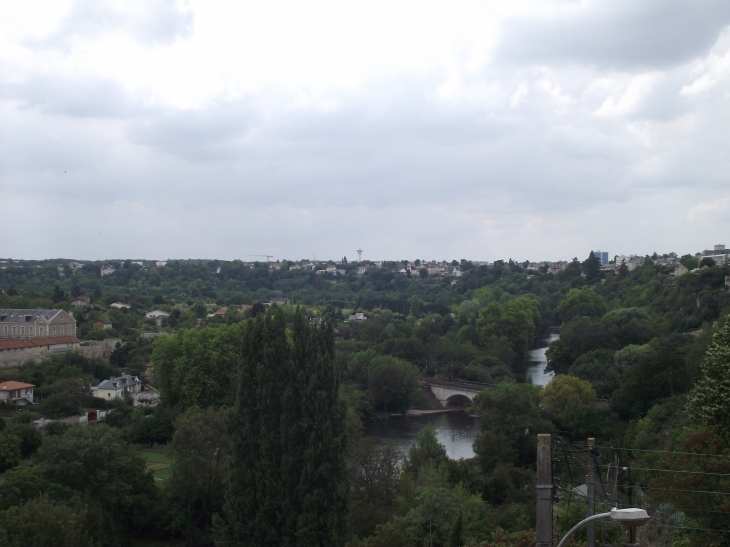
364 411 480 460
364 327 559 458
523 327 559 387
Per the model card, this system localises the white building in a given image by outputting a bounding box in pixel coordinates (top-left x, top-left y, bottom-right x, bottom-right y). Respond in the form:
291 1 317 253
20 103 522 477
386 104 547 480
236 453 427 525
0 381 35 405
145 310 170 319
92 374 142 400
100 265 115 276
701 244 729 266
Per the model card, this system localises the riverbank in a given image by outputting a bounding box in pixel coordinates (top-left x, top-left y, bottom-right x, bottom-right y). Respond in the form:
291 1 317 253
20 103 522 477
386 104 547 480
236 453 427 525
405 408 463 416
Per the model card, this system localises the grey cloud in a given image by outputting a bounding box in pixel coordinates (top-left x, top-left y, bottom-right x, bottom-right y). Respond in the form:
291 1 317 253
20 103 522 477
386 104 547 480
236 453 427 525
496 0 730 70
1 75 143 118
23 0 192 51
128 102 260 161
4 57 729 243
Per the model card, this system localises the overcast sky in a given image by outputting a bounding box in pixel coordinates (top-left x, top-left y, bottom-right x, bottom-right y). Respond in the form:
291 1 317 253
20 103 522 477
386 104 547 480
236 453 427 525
1 0 729 262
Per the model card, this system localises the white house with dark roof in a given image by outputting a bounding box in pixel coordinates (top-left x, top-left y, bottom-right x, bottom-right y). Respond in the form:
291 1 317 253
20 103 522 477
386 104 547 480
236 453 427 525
0 381 35 405
92 374 142 400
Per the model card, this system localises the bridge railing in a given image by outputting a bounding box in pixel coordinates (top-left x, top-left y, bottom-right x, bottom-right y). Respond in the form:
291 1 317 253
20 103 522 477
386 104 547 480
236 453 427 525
422 377 496 392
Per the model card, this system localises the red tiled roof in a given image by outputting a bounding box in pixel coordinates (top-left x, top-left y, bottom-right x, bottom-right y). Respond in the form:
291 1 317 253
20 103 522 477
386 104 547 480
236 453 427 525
0 336 80 351
0 381 35 390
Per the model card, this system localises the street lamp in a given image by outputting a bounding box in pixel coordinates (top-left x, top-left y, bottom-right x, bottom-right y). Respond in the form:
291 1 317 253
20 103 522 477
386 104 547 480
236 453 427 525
556 508 649 547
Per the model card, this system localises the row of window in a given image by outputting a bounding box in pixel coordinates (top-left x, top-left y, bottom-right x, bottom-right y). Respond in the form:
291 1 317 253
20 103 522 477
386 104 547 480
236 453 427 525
2 325 74 336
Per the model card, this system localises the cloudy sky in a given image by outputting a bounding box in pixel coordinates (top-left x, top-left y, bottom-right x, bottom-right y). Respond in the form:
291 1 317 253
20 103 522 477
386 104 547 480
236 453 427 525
1 0 729 262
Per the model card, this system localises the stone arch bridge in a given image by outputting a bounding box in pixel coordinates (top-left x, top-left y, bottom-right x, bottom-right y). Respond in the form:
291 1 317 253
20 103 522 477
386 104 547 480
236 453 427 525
422 378 495 409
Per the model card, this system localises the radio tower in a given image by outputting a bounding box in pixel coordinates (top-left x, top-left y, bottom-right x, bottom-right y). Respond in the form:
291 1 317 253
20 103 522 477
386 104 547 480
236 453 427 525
357 248 363 262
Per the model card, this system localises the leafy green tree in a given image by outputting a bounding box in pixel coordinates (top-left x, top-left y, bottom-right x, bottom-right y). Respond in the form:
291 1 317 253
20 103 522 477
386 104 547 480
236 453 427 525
41 392 82 418
404 465 461 547
618 259 629 278
33 425 158 542
348 439 401 538
0 465 70 510
167 407 231 543
52 284 66 303
581 251 601 280
699 257 716 268
215 310 348 547
600 307 653 348
0 434 22 472
680 254 699 270
0 495 100 547
449 510 464 547
402 423 448 477
569 349 619 398
686 318 730 438
612 337 690 419
192 301 207 318
476 297 540 364
129 406 175 445
538 375 596 422
152 323 243 408
471 383 554 472
368 356 421 414
5 425 43 459
556 287 607 323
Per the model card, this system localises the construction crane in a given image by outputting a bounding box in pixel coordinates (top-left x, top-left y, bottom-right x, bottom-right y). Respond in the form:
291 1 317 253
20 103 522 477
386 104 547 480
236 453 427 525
248 254 274 263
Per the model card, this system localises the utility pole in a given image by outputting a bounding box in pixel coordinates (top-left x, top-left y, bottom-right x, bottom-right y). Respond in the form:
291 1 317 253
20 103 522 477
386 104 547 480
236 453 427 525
587 438 596 547
627 465 637 547
536 434 553 547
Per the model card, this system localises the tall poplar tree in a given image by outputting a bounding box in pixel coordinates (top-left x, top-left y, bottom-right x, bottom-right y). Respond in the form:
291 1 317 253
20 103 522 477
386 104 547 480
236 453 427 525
214 309 348 547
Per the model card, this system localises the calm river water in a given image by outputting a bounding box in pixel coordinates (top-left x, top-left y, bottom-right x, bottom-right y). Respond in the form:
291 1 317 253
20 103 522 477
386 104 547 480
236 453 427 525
523 327 559 387
364 412 480 460
364 328 559 458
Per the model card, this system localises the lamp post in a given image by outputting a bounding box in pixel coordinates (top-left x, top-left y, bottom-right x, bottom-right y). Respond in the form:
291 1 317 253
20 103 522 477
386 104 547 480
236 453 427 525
556 508 649 547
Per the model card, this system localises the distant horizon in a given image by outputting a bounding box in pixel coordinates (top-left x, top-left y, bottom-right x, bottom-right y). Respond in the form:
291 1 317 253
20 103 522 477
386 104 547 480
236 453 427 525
0 247 713 265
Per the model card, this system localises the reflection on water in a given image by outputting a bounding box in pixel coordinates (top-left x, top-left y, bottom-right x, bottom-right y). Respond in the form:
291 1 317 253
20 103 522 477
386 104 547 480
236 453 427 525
524 327 560 387
363 328 560 458
364 412 479 460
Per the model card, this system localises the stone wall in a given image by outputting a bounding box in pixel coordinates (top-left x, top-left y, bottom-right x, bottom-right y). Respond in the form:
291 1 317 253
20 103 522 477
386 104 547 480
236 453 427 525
0 338 121 369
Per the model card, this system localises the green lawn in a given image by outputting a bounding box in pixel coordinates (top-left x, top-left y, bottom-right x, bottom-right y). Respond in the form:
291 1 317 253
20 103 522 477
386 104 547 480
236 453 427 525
136 449 173 483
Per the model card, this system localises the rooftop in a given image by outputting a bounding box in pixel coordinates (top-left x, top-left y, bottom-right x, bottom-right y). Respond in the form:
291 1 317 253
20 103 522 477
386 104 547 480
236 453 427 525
0 309 69 323
0 381 35 391
0 336 79 351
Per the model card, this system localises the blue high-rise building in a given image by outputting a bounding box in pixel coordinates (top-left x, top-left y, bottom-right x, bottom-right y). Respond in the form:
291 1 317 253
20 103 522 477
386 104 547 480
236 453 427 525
594 250 609 266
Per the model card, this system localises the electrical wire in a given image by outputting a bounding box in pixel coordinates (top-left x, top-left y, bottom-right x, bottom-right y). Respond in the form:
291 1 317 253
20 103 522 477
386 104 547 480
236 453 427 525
639 503 730 515
625 485 730 496
593 464 730 477
595 446 730 459
645 524 730 533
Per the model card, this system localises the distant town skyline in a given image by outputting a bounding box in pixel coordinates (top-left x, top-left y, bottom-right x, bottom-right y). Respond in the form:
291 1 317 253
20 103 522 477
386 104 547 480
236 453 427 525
2 1 730 261
0 243 722 265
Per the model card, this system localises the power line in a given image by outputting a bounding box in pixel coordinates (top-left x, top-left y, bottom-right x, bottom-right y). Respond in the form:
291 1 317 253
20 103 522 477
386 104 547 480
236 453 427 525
595 445 730 459
639 504 730 516
626 485 730 496
646 524 729 533
593 464 730 477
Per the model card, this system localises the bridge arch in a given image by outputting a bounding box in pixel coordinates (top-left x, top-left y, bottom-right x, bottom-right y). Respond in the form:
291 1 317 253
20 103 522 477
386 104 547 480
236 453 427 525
444 394 471 408
423 378 495 409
